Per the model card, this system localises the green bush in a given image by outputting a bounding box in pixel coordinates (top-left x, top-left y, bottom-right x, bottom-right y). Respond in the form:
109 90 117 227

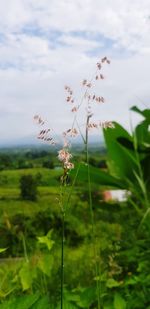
20 175 38 201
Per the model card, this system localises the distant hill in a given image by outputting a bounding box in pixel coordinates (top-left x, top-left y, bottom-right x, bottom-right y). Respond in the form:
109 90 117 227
0 133 104 149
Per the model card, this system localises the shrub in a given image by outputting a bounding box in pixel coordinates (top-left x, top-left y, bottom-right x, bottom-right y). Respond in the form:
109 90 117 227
20 174 38 201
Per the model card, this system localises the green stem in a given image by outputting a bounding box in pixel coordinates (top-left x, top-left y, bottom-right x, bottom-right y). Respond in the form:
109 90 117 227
22 232 29 263
85 115 101 309
59 164 81 309
133 131 149 208
61 211 65 309
66 163 81 214
87 161 101 309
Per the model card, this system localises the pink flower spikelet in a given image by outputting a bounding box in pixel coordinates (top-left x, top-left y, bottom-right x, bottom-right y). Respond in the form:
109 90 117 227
58 149 72 162
58 149 74 170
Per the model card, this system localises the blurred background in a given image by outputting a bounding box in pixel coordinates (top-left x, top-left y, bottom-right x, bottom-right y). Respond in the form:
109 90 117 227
0 1 150 309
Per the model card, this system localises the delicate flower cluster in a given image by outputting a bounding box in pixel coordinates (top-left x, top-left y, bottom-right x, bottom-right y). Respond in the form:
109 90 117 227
58 149 72 162
85 93 105 103
64 85 74 103
34 114 74 171
64 85 79 113
99 121 115 129
101 56 110 64
58 149 74 170
34 115 45 126
64 161 74 170
82 80 92 88
71 106 78 113
34 56 113 175
88 121 115 130
63 128 78 138
34 115 56 145
77 56 114 133
95 73 104 80
80 56 111 116
87 122 98 129
64 55 110 117
82 57 110 87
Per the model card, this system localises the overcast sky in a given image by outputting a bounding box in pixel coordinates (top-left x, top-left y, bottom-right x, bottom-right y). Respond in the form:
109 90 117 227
0 0 150 145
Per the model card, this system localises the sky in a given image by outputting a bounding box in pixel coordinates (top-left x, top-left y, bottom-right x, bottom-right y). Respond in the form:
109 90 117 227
0 0 150 145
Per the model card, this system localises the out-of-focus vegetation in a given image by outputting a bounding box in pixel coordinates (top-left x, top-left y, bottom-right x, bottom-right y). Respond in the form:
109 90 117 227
0 106 150 308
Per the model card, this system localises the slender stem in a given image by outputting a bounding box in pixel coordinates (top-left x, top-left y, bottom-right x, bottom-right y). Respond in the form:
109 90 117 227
86 147 101 309
61 211 65 309
85 116 101 309
43 273 48 294
59 174 65 309
66 163 81 213
22 232 29 263
59 163 81 309
133 131 149 208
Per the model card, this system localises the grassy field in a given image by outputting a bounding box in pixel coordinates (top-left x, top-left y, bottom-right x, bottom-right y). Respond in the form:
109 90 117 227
0 140 150 308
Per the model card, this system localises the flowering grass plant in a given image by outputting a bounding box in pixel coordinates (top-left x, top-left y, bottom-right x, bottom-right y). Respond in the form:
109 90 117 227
34 56 114 309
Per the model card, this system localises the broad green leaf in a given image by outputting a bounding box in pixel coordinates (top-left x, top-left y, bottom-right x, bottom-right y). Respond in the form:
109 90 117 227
124 276 138 286
141 155 150 189
0 289 15 299
117 136 149 155
77 286 96 308
114 293 126 309
31 296 50 309
71 163 124 189
131 106 150 121
0 294 39 309
37 230 54 251
37 254 53 276
56 290 80 309
133 171 147 197
117 137 134 151
106 278 121 288
103 122 138 180
19 263 32 291
135 120 150 148
64 289 80 303
0 248 7 253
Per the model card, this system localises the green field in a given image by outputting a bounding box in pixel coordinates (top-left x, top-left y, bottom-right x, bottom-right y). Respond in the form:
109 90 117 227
0 106 150 309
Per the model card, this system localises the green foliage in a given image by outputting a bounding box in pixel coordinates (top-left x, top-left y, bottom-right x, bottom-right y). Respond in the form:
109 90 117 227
103 122 138 181
42 160 54 169
37 230 54 251
19 262 33 291
71 163 124 189
0 108 150 307
106 278 121 288
0 168 61 188
0 294 49 309
32 296 50 309
0 248 7 253
20 175 38 201
114 293 126 309
101 106 150 211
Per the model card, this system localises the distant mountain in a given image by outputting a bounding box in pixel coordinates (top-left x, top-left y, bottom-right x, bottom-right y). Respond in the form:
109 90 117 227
0 133 104 149
0 134 41 148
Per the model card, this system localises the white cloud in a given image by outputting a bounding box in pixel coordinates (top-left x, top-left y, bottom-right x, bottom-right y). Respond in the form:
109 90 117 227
0 0 150 53
57 34 103 53
0 0 150 144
